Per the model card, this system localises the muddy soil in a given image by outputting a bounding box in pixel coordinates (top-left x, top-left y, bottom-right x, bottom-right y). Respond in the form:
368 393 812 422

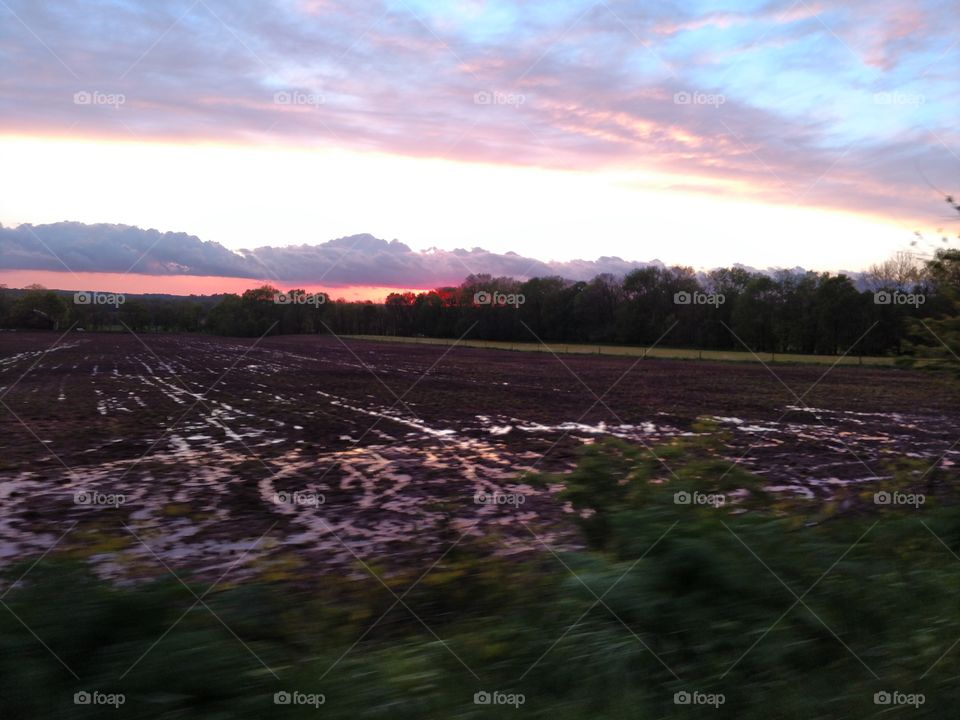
1 331 957 581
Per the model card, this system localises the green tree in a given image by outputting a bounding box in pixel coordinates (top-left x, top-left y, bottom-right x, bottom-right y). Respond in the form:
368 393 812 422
905 248 960 371
10 287 68 330
119 299 150 331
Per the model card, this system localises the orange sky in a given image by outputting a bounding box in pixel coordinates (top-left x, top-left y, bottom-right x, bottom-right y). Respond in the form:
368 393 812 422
0 270 425 302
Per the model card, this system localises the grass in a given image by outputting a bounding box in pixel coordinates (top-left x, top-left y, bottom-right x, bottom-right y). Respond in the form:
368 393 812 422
344 334 903 366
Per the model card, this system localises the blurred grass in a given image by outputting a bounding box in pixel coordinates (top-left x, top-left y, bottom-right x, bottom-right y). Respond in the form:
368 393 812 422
2 429 958 718
345 335 906 366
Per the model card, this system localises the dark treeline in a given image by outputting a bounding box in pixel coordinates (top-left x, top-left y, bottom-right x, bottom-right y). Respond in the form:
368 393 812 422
0 286 329 336
326 252 958 357
2 248 957 358
0 286 215 333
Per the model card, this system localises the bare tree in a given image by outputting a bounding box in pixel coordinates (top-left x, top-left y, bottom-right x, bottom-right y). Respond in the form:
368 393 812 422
864 251 924 291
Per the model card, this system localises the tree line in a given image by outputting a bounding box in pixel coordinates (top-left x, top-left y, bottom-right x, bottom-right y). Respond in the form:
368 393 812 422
1 248 956 359
0 287 212 333
329 254 956 356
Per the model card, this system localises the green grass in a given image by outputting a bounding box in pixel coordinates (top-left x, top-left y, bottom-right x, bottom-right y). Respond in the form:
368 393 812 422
344 335 904 366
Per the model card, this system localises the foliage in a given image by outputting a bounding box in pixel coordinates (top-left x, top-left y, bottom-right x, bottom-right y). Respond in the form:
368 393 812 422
318 267 936 356
902 248 960 374
1 255 950 355
3 438 960 718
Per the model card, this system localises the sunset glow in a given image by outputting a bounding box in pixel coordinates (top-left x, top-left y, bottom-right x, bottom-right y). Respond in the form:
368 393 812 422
1 0 956 294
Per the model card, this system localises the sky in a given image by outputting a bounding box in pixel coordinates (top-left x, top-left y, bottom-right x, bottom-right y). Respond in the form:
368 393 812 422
0 0 957 297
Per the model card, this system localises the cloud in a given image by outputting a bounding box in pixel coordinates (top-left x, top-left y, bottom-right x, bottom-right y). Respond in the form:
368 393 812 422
0 222 255 277
0 0 955 225
0 221 673 287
